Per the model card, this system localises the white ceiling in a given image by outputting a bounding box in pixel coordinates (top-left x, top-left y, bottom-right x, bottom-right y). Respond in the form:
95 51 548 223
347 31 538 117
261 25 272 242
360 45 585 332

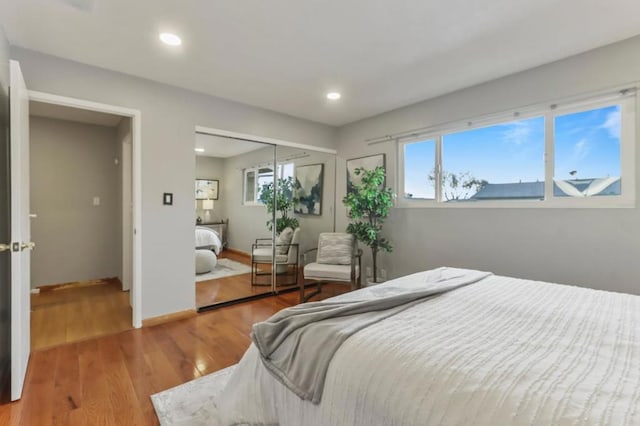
30 100 123 127
3 0 640 126
195 133 267 158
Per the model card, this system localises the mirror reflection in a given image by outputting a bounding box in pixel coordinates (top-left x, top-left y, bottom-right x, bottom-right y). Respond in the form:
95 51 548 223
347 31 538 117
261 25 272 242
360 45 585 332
194 132 338 309
194 134 275 308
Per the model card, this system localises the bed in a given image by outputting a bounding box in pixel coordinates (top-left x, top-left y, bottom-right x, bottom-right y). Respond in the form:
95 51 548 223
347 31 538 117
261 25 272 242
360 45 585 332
217 267 640 425
196 226 223 255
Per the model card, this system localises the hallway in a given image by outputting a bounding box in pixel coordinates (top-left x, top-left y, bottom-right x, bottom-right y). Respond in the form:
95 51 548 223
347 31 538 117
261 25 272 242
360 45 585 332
31 279 132 351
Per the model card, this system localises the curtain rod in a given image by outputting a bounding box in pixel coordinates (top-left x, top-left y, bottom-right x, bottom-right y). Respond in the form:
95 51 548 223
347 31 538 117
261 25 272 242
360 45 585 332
365 85 637 145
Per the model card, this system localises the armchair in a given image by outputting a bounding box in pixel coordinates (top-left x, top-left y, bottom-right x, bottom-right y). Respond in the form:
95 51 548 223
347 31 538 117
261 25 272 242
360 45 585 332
251 227 301 286
300 232 362 303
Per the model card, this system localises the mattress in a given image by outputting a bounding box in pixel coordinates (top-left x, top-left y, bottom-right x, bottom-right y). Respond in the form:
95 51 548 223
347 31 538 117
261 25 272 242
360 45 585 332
196 226 222 254
218 270 640 425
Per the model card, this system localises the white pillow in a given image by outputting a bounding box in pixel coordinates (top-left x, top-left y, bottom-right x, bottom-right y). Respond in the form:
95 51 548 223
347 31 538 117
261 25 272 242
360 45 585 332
276 227 294 255
316 233 354 265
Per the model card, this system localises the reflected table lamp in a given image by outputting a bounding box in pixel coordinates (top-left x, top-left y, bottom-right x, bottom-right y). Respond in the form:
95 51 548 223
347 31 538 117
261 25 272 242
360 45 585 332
202 199 214 223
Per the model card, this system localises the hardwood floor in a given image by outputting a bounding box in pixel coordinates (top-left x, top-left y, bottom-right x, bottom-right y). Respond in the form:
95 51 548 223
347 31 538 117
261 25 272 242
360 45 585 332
196 250 299 308
31 279 132 351
0 284 348 425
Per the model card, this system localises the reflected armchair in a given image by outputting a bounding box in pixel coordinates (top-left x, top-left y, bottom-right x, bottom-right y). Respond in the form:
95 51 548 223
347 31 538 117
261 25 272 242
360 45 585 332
251 227 301 286
300 232 362 303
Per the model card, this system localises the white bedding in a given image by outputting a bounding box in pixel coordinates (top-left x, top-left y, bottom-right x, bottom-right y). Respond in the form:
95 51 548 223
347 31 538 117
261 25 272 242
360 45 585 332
218 270 640 425
196 226 222 254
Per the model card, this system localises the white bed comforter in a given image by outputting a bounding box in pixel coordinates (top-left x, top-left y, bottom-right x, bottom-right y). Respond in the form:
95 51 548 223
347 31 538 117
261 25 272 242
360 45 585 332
218 270 640 425
196 227 222 254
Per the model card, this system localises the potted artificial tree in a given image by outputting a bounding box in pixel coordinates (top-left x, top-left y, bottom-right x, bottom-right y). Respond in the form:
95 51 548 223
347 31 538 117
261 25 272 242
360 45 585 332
342 166 394 284
259 176 299 232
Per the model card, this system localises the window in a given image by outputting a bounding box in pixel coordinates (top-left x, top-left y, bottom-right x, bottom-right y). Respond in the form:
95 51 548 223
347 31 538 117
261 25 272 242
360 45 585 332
442 116 545 201
398 91 635 207
554 105 621 198
243 163 294 205
402 139 436 200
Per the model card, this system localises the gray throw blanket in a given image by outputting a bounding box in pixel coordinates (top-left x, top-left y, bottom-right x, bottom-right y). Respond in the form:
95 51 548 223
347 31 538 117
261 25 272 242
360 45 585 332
251 267 492 404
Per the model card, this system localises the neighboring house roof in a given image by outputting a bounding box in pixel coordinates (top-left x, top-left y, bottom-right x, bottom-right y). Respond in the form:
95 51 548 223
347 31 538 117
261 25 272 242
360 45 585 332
469 178 621 200
470 181 544 200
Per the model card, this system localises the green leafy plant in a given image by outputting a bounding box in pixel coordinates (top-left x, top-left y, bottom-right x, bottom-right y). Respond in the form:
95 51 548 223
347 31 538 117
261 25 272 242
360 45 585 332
342 166 394 283
259 176 299 233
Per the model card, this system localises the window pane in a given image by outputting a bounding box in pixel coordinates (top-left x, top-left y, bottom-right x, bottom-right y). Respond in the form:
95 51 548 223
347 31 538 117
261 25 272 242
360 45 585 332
442 116 545 201
245 170 255 203
257 167 274 202
280 163 294 180
554 105 621 197
403 139 435 199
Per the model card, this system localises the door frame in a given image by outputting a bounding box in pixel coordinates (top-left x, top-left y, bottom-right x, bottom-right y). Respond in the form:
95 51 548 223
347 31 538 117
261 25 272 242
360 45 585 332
29 91 143 328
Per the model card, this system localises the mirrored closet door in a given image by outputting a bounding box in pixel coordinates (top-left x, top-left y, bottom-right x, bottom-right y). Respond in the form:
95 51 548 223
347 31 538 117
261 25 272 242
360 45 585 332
195 133 276 309
194 130 339 311
274 146 343 300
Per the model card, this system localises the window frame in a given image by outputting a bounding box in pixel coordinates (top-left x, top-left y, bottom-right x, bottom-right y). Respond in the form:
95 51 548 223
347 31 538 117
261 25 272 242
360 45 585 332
242 162 295 206
397 92 636 209
242 167 261 206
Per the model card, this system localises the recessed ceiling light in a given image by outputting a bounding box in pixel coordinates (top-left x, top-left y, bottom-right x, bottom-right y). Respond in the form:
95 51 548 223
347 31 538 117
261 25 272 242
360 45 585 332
194 148 205 153
159 32 182 46
326 92 341 100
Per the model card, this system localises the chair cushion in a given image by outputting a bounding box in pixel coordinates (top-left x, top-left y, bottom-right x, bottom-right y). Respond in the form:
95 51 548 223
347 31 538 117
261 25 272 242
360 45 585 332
316 233 354 265
252 247 288 263
304 262 359 282
195 249 217 274
276 227 294 255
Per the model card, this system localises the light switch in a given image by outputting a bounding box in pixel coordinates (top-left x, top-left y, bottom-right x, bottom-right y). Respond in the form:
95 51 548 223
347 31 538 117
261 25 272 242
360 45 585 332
93 196 100 206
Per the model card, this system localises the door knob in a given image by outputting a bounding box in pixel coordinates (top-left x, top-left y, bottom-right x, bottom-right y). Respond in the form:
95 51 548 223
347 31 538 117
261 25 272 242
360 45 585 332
20 242 35 251
0 243 10 252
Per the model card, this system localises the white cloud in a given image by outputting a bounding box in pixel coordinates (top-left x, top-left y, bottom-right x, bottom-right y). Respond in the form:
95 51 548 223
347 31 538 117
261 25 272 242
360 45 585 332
502 121 532 145
573 138 590 162
600 110 621 139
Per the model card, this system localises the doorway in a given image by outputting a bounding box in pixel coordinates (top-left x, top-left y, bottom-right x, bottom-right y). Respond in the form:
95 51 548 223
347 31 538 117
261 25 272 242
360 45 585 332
27 91 142 330
28 101 133 350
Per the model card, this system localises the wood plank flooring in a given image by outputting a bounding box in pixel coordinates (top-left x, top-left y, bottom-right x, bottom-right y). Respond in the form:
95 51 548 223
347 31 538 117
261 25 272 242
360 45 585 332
31 279 132 351
196 250 299 308
0 284 348 425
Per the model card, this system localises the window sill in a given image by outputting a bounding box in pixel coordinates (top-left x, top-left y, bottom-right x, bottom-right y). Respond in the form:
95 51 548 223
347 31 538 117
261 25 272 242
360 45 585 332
396 198 636 209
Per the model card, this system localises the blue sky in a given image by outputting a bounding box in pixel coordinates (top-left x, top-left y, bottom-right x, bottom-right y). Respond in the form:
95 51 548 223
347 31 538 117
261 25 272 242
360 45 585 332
404 105 621 199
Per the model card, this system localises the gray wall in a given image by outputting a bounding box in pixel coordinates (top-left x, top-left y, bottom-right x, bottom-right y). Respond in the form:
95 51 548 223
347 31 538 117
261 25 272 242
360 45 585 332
30 116 121 288
11 47 337 319
195 156 225 223
116 117 132 292
336 35 640 295
0 24 11 401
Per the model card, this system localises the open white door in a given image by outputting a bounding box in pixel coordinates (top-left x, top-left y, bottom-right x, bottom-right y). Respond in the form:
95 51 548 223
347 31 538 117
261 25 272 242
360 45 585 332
10 60 31 401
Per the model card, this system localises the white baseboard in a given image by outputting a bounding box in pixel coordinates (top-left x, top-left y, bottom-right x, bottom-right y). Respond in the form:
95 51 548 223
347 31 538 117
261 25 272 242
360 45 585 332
30 288 40 294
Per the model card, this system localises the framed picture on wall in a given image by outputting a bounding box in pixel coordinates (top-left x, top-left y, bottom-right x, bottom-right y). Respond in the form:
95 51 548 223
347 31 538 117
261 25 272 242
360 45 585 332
294 163 324 215
195 179 219 200
346 153 385 194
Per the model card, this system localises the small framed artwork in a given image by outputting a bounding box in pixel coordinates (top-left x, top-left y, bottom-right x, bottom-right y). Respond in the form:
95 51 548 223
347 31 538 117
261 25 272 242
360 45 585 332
346 154 385 194
195 179 219 200
294 163 324 215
